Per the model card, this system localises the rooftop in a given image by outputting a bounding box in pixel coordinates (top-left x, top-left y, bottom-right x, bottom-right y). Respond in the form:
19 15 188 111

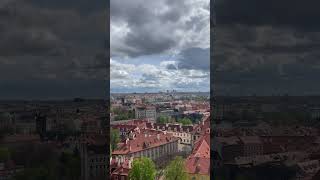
112 129 179 155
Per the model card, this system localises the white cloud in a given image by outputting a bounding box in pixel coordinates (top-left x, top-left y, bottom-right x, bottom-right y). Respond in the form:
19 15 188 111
110 59 209 92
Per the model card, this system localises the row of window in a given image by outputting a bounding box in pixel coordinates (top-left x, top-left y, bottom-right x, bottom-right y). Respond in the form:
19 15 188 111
131 142 177 159
174 132 191 137
181 139 190 143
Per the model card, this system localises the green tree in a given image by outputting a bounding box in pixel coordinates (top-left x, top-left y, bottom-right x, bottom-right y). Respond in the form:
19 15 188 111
158 115 170 124
111 128 120 151
110 145 112 158
59 151 81 180
164 156 188 180
178 118 192 125
0 147 10 161
129 157 156 180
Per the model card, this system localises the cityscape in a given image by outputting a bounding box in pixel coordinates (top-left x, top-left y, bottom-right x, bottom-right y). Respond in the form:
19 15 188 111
110 91 210 179
213 0 320 179
212 96 320 180
110 0 210 179
2 0 320 180
0 99 108 180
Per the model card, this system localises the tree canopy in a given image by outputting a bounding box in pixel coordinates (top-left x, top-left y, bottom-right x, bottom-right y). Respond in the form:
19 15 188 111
129 157 156 180
0 147 10 162
157 115 171 124
178 118 193 125
111 128 120 151
164 156 188 180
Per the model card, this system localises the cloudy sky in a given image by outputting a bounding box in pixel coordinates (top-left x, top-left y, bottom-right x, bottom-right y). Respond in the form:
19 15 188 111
213 0 320 96
0 0 107 99
110 0 210 93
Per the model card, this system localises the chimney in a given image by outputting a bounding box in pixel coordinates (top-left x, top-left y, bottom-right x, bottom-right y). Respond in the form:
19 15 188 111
128 159 132 169
129 157 134 168
195 164 201 173
129 145 131 151
116 157 120 167
125 138 129 144
157 134 160 140
145 133 148 138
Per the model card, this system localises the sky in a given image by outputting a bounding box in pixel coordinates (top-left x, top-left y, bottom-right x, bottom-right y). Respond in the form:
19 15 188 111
213 0 320 96
0 0 107 99
110 0 210 93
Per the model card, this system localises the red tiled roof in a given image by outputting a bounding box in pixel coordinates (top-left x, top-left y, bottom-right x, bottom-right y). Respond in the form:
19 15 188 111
194 133 210 150
111 124 138 131
111 158 131 177
112 129 179 155
185 135 210 175
192 115 210 134
192 136 210 159
185 157 210 175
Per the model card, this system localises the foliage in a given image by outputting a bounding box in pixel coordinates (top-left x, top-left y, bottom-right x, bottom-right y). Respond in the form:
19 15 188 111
0 147 10 161
129 157 156 180
164 156 188 180
177 118 192 125
59 150 81 180
111 128 120 151
157 115 171 124
112 107 135 121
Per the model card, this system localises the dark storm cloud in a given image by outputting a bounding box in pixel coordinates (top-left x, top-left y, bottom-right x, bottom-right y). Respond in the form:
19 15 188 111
124 32 176 57
0 0 107 99
111 0 209 57
178 48 210 70
0 28 66 56
215 0 320 30
27 0 106 14
110 0 183 57
213 0 320 95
